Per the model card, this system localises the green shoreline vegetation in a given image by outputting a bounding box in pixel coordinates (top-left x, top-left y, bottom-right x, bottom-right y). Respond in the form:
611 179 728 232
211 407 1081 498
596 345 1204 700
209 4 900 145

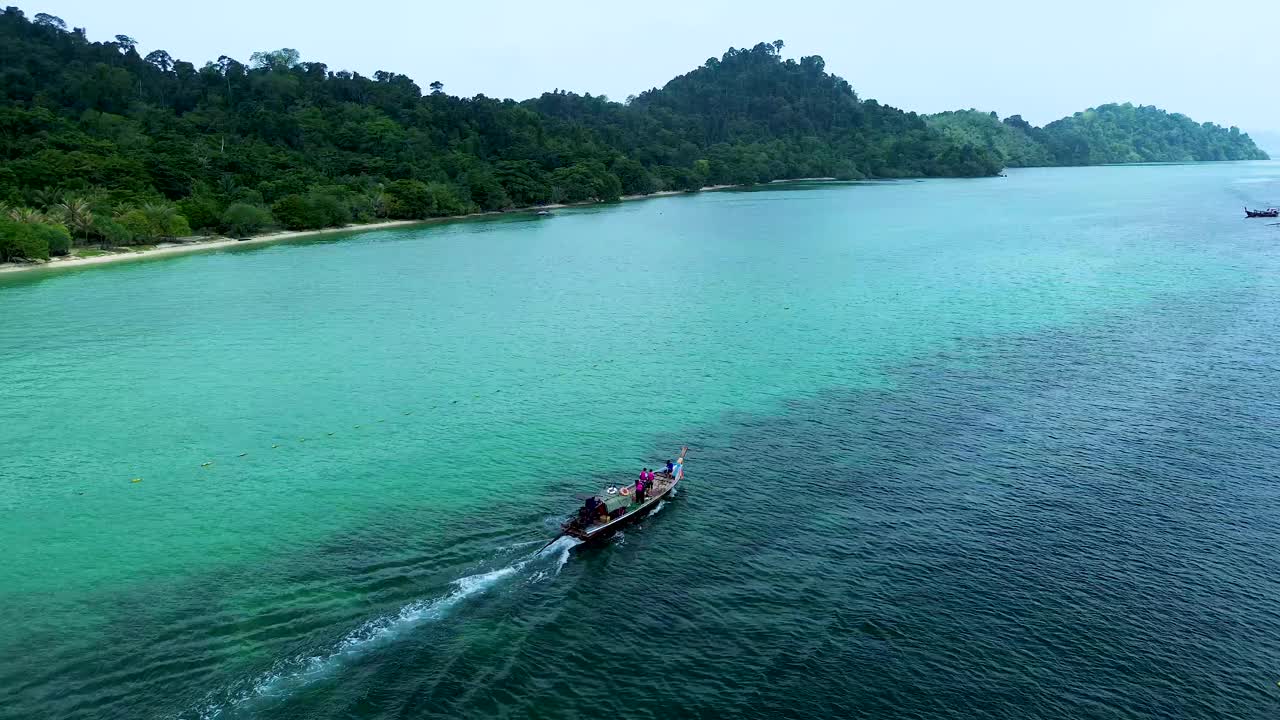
0 6 1268 264
925 107 1268 169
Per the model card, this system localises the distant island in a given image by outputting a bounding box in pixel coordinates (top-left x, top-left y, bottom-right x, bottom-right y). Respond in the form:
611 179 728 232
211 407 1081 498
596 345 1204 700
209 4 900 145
926 106 1268 168
0 7 1269 263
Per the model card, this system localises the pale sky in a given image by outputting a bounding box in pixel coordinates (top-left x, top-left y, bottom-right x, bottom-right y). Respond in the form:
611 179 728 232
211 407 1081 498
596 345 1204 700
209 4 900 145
28 0 1280 135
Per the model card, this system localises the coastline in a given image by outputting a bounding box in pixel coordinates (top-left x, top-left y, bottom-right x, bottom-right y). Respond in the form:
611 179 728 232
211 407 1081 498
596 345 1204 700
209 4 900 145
0 185 752 276
0 219 434 275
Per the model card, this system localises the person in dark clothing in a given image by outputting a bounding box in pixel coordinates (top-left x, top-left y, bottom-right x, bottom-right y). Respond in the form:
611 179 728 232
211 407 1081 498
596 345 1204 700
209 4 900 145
663 459 675 478
581 496 601 526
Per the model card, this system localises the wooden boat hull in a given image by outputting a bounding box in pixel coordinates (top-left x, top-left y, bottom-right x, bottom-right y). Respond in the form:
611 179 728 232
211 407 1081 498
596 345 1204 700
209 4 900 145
560 448 687 547
567 477 679 546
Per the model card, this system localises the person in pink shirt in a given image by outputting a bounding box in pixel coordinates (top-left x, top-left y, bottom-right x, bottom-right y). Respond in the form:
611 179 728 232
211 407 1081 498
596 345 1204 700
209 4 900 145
635 468 648 504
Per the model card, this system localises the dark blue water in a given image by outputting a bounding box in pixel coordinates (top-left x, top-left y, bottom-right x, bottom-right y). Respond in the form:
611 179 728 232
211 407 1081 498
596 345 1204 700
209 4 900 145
260 265 1280 719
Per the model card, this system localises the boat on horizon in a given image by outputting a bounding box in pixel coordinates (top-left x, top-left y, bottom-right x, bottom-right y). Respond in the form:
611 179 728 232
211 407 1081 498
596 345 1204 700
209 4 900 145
1245 206 1279 218
554 446 687 546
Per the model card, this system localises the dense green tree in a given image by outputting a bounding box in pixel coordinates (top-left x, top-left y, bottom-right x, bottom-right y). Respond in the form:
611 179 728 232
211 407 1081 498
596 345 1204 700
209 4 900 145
462 167 511 211
926 105 1267 168
114 209 153 242
177 195 223 232
361 187 388 219
550 162 621 203
1 220 32 260
384 179 435 219
220 202 273 237
91 214 132 246
270 194 313 229
249 48 300 71
549 164 594 203
53 196 94 243
0 216 69 259
40 220 71 255
925 110 1054 167
424 182 471 216
495 161 552 206
611 157 656 196
143 49 172 72
306 189 351 226
0 218 43 260
271 188 352 229
382 179 471 218
138 202 190 240
32 11 62 30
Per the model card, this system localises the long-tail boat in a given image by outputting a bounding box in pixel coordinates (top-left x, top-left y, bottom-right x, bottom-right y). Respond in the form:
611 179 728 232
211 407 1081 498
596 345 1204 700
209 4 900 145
1245 206 1279 218
557 447 687 545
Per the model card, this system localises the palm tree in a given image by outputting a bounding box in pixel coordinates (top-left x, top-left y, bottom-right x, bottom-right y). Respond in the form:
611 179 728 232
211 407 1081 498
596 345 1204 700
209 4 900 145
365 188 389 218
55 197 94 246
216 174 239 197
9 207 45 223
30 188 61 211
140 202 177 240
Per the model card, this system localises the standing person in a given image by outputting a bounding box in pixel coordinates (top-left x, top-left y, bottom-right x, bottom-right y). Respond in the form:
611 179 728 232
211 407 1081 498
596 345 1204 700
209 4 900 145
580 496 600 526
635 469 647 505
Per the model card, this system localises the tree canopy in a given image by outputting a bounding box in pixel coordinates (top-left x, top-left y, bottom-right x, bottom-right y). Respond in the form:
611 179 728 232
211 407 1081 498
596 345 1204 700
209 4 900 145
1037 103 1267 165
926 105 1268 168
925 111 1054 168
0 6 1267 263
0 7 1003 259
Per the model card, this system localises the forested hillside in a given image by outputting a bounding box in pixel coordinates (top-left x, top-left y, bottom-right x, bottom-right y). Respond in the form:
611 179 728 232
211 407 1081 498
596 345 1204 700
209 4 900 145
1037 104 1268 165
925 111 1053 168
0 6 1268 264
0 8 1001 260
926 105 1268 168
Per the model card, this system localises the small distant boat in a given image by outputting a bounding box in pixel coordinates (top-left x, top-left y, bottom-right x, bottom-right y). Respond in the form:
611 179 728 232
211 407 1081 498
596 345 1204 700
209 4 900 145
535 210 553 217
1245 206 1279 218
555 446 687 546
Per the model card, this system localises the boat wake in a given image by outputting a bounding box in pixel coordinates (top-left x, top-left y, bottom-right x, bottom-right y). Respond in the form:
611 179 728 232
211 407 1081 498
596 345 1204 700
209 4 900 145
192 536 581 719
497 538 549 551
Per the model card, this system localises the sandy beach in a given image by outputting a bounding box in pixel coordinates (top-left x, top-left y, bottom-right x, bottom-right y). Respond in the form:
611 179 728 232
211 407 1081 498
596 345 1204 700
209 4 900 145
0 187 743 276
0 220 428 274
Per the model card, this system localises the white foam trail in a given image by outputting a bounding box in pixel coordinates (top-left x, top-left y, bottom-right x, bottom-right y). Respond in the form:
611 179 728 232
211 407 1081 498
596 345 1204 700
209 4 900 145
196 536 581 719
551 535 579 574
649 501 666 517
494 538 547 554
527 535 581 584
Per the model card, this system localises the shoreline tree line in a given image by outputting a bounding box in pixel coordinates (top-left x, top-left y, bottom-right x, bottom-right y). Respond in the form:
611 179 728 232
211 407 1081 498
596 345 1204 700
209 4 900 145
0 7 1267 262
925 107 1267 169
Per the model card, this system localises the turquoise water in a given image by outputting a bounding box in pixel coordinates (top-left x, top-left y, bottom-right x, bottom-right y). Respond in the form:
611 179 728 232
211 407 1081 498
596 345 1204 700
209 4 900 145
3 163 1280 719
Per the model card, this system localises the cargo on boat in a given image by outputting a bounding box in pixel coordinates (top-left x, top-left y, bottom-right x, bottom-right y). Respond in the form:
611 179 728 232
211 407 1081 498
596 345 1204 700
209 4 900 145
559 447 686 544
